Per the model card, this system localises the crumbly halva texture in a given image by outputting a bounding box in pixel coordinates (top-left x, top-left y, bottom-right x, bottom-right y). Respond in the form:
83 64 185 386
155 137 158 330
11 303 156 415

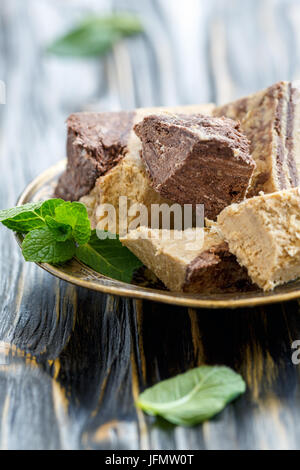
55 111 135 201
134 113 255 220
214 81 300 197
58 103 215 231
217 187 300 291
120 226 252 293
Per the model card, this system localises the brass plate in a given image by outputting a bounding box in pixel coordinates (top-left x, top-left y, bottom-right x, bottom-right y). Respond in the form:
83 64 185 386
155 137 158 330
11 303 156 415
15 160 300 309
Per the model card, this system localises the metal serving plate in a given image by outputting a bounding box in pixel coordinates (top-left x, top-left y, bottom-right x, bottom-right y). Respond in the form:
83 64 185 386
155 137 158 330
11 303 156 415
14 160 300 309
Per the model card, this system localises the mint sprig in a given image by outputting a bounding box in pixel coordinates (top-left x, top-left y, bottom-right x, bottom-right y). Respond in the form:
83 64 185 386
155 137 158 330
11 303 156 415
0 199 142 281
47 14 143 57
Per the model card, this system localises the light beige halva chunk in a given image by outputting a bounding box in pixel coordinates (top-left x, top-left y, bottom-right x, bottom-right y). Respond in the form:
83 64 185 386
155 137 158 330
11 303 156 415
218 187 300 290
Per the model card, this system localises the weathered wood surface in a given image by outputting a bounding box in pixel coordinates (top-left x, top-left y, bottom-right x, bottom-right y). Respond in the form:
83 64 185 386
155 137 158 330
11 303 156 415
1 0 300 450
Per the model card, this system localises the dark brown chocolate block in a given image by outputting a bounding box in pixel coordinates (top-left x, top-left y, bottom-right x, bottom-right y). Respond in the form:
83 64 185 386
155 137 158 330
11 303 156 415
55 111 135 201
183 242 253 293
55 104 215 202
134 113 255 220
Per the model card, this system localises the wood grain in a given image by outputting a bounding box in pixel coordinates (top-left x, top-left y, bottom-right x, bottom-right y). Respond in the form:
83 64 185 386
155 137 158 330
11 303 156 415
1 0 300 450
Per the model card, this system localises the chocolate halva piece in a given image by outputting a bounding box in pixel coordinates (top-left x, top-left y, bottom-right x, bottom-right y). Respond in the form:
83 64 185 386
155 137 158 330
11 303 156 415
55 112 135 201
120 226 252 293
134 113 255 220
55 104 215 202
218 187 300 291
55 104 215 231
214 81 300 197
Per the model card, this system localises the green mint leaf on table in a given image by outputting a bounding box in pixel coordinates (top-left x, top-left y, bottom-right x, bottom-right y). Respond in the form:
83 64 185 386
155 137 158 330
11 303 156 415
76 230 143 283
54 201 91 245
22 227 76 264
45 216 72 242
47 14 143 57
0 199 64 232
137 366 246 426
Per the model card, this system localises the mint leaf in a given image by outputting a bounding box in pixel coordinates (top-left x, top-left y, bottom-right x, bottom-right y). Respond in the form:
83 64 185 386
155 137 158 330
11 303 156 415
0 198 89 243
54 201 91 245
75 230 142 282
47 14 143 57
22 227 76 263
39 199 65 219
1 199 142 282
45 215 72 242
137 366 246 426
0 201 43 221
0 199 64 232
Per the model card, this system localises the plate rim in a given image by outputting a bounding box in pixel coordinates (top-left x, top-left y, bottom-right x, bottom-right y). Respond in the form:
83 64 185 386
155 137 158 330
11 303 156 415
14 160 300 309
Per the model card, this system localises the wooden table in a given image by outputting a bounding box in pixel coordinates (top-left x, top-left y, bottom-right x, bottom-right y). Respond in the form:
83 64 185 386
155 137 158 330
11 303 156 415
1 0 300 450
